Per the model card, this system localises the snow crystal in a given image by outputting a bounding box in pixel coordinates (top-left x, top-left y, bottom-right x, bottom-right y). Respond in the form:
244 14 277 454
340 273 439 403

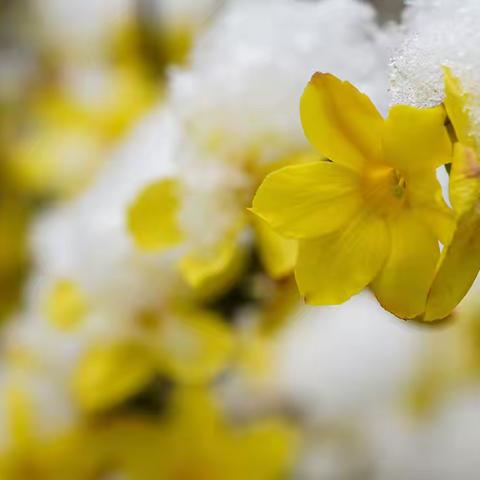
390 0 480 143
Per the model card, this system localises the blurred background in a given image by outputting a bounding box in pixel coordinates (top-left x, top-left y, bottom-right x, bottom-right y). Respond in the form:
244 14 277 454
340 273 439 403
3 0 480 479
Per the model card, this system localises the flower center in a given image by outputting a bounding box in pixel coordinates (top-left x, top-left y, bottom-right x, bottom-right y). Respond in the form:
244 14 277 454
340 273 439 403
392 169 407 199
361 165 407 215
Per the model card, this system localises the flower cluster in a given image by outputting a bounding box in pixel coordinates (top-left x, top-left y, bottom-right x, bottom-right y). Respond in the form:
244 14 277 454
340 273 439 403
2 0 480 479
252 66 480 322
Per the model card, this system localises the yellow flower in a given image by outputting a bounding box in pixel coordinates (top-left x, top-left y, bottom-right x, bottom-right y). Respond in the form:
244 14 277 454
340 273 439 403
251 73 454 318
422 68 480 321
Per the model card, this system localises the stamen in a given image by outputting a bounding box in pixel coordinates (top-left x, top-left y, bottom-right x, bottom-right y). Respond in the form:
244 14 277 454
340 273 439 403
393 171 406 199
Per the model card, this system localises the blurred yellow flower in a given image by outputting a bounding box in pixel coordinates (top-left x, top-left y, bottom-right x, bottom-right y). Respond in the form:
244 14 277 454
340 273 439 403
8 124 103 198
72 341 157 413
151 308 235 385
126 154 311 297
252 72 454 318
141 388 298 480
7 65 156 199
0 381 82 479
44 279 88 331
72 307 235 413
0 384 147 479
179 223 248 298
0 387 297 480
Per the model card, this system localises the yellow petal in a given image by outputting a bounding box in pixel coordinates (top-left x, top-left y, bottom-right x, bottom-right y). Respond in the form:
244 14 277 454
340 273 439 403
73 342 156 412
371 211 439 319
424 214 480 321
295 213 389 304
443 66 476 148
424 145 480 321
180 229 247 299
160 309 234 384
127 179 183 251
252 215 297 279
407 172 455 244
449 143 480 216
251 161 361 239
413 205 455 246
382 104 452 173
44 279 88 331
300 73 383 171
